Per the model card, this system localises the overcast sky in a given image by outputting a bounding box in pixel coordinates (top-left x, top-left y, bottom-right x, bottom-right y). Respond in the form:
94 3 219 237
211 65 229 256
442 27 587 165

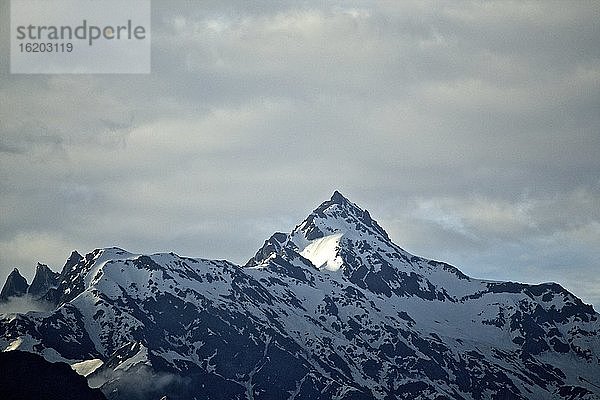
1 1 599 307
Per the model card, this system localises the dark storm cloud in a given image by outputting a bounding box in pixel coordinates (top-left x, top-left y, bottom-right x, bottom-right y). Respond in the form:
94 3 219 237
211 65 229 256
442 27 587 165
0 1 598 306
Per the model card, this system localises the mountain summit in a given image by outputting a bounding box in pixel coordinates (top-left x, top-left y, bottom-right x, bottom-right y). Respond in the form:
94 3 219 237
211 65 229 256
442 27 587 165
246 191 395 270
294 190 391 242
0 268 28 300
1 193 599 400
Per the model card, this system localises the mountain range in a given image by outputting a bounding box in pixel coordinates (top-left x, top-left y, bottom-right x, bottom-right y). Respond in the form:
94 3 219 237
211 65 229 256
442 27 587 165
1 191 598 399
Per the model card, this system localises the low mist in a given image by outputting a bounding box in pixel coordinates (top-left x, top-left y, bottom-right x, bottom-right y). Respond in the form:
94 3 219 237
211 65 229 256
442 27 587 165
0 295 54 314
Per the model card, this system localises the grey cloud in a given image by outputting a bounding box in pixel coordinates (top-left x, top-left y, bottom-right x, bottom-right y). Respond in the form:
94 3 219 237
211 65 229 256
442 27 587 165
378 189 600 306
0 1 598 307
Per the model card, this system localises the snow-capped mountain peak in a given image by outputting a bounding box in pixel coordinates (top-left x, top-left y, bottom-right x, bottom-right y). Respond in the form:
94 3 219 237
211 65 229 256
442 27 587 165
293 191 390 243
247 191 397 271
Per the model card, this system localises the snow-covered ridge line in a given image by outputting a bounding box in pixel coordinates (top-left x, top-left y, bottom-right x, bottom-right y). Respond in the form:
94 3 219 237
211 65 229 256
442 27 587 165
1 191 599 400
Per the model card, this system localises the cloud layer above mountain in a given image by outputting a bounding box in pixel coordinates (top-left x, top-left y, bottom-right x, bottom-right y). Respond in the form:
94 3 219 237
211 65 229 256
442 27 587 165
1 1 598 306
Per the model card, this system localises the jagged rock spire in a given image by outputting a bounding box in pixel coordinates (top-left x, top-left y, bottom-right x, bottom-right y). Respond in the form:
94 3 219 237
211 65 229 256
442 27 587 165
28 263 60 297
0 268 29 300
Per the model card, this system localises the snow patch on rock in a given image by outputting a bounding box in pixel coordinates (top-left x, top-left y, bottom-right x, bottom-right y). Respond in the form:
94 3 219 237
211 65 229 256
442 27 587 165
300 233 344 271
72 358 104 376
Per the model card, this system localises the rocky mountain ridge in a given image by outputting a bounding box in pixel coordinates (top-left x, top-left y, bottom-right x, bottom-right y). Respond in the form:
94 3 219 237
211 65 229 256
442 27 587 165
1 192 598 400
0 263 59 301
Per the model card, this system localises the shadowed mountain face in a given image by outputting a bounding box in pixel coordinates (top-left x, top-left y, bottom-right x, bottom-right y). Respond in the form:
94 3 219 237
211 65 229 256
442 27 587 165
28 264 60 297
1 192 599 400
0 269 28 300
0 263 59 302
0 350 106 400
